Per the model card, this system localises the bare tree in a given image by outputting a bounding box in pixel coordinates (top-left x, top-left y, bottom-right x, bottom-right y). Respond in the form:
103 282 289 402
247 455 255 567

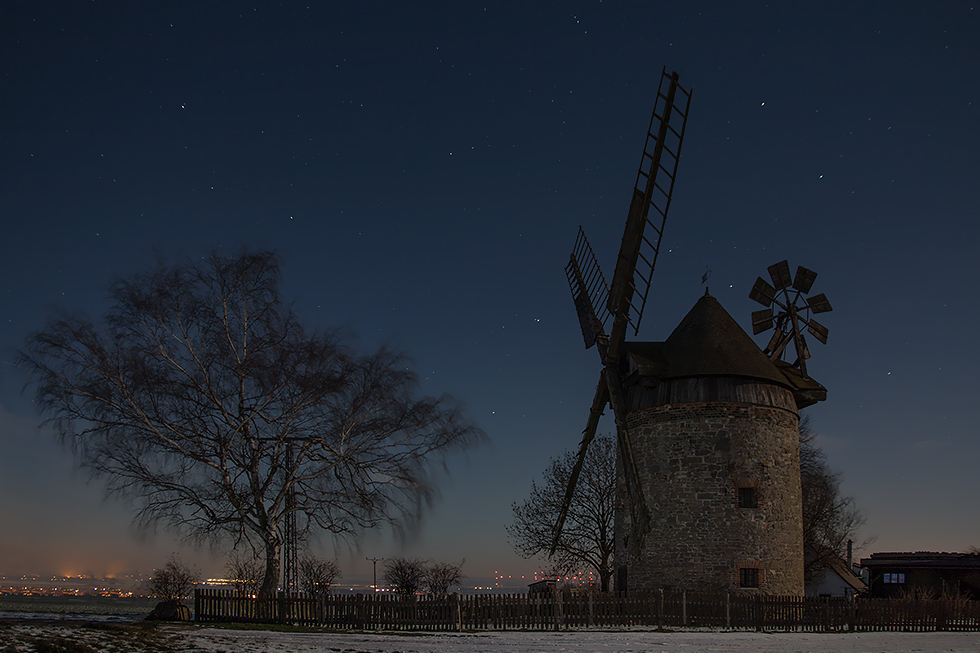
225 550 263 597
383 557 427 595
424 560 465 597
507 432 617 591
299 556 341 596
150 554 197 601
19 250 484 598
799 413 869 579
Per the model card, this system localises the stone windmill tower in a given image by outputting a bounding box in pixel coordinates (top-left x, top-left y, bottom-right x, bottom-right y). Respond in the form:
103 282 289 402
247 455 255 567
554 68 832 595
613 285 827 594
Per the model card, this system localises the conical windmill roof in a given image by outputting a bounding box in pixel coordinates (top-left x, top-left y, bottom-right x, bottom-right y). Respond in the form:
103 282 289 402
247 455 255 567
661 289 786 383
628 289 789 385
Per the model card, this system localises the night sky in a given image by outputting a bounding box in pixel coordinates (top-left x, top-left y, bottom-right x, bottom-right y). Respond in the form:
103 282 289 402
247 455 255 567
1 2 978 584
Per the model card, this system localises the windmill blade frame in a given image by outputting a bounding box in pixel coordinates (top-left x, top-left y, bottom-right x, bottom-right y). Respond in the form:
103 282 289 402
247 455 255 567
603 363 651 548
551 374 608 555
607 68 693 340
554 68 691 562
566 227 611 349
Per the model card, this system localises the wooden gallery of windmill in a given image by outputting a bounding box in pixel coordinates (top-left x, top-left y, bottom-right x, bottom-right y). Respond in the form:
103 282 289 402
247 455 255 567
555 70 834 595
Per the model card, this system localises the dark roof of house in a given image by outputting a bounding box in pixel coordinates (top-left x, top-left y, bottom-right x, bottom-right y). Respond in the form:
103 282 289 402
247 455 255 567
860 552 980 570
825 556 868 592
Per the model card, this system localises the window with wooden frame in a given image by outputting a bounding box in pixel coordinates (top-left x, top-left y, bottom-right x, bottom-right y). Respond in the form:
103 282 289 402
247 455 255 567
738 486 757 509
739 567 760 589
736 479 760 508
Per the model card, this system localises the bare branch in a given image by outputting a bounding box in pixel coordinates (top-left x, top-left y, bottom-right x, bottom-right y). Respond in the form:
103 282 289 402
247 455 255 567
150 554 198 601
19 249 485 598
799 413 870 579
507 432 617 591
382 557 427 595
299 556 341 597
424 560 465 598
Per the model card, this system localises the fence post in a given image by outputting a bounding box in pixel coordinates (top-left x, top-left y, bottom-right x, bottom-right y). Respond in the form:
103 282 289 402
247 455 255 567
726 592 731 630
588 591 594 628
682 590 687 627
194 588 201 622
755 594 764 633
455 593 462 632
657 587 664 630
554 589 564 631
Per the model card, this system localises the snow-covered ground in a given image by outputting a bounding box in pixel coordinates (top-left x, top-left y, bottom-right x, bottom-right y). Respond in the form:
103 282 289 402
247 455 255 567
173 627 980 652
4 623 980 652
0 610 144 622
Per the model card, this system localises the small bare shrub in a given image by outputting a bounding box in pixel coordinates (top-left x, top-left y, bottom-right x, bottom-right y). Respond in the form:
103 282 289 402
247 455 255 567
383 558 427 595
299 557 341 597
150 554 197 600
225 551 263 597
424 560 465 598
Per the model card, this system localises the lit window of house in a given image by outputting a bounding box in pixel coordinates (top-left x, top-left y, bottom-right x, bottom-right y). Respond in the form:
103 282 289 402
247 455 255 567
883 573 905 584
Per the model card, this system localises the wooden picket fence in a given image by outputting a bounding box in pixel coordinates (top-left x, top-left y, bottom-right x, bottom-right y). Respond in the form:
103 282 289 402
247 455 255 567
194 588 980 632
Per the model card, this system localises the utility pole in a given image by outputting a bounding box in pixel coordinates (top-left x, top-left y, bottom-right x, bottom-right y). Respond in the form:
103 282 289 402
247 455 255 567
259 435 303 594
366 557 384 592
282 440 298 594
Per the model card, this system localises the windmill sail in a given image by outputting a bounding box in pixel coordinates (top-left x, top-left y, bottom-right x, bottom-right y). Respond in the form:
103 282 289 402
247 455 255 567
608 69 693 339
566 227 610 349
551 374 608 555
555 69 692 558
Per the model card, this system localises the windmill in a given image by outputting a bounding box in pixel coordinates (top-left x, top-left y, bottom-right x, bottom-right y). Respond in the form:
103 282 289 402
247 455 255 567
553 68 692 555
748 260 833 379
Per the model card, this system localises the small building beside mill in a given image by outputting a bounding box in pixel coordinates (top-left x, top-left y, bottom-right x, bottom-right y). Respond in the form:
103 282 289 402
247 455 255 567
861 552 980 599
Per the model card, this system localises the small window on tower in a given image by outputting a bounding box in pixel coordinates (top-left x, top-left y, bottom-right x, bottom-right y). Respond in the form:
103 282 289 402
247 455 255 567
740 567 760 589
738 487 757 509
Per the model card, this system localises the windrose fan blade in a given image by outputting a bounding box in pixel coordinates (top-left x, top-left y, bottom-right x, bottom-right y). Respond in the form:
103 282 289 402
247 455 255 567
751 308 774 335
807 318 829 344
768 260 792 291
749 277 776 307
807 293 833 314
793 266 817 293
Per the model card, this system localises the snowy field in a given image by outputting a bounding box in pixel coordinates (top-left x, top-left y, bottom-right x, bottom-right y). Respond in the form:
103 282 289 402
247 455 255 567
4 623 980 653
178 628 980 652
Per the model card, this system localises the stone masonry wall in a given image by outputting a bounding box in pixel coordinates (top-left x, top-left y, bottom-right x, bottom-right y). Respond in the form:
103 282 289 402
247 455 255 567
617 401 804 595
